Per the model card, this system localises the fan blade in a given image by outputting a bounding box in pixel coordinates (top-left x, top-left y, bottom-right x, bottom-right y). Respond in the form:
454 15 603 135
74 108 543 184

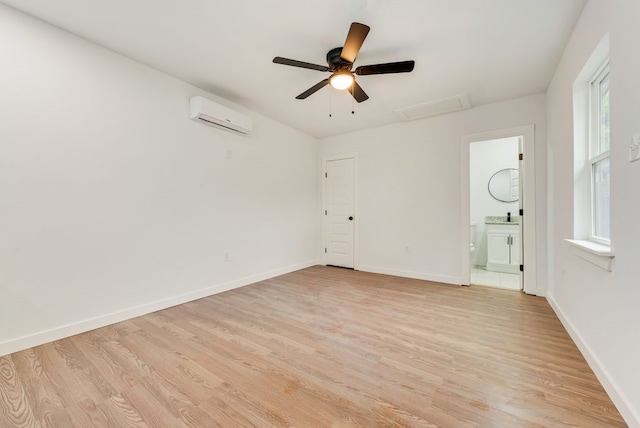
273 57 330 72
355 60 415 75
296 79 330 99
347 81 369 103
340 22 370 63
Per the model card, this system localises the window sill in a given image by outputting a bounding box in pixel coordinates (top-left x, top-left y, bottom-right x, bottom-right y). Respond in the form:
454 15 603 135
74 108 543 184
565 239 614 271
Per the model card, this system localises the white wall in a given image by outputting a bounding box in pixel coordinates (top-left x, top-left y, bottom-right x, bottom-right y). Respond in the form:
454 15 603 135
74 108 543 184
546 0 640 425
0 4 320 356
470 137 519 266
321 94 546 285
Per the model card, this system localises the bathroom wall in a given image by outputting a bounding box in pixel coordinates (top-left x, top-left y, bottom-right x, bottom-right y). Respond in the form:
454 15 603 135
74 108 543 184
469 137 520 266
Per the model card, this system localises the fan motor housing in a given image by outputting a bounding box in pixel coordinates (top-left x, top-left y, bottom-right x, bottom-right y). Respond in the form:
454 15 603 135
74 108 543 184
327 47 352 71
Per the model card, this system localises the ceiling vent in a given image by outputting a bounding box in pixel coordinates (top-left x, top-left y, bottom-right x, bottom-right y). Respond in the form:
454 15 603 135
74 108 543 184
394 93 471 121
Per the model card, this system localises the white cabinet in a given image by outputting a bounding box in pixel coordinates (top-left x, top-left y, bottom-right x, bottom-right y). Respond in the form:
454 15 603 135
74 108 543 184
486 224 520 273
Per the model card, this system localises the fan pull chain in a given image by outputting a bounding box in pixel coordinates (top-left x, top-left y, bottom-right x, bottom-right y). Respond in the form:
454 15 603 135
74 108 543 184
352 84 355 114
329 88 332 118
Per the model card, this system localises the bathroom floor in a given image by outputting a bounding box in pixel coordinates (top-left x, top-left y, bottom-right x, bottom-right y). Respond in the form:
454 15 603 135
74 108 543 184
471 266 521 290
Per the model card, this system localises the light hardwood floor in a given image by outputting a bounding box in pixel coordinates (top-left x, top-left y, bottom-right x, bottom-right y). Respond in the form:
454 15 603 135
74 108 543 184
0 266 626 427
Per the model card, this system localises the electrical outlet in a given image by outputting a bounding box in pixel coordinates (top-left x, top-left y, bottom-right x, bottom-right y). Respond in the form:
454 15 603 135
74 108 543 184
224 251 231 262
403 245 409 254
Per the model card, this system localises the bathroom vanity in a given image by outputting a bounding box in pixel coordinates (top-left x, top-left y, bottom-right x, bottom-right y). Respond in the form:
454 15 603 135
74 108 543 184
485 216 520 274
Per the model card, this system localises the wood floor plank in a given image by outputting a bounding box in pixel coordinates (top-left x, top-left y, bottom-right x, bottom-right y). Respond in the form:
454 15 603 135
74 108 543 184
65 398 113 428
97 393 149 428
0 356 39 428
10 349 65 423
70 331 141 393
27 341 113 408
0 266 627 426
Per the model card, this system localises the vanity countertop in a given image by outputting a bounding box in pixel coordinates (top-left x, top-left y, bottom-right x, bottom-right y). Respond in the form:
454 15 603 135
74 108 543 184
485 215 520 225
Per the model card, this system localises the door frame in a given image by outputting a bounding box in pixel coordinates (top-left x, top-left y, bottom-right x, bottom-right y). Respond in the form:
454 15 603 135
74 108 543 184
322 153 359 269
461 125 538 295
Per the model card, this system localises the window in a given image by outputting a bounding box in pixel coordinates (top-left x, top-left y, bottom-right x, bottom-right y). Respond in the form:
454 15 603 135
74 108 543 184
567 36 613 270
589 62 610 243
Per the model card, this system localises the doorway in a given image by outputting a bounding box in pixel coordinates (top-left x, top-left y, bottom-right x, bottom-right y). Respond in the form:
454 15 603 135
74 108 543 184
322 155 357 269
469 136 522 290
461 125 538 295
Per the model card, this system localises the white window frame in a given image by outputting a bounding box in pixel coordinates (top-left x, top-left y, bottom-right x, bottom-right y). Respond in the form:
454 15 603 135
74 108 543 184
588 61 610 245
567 35 613 271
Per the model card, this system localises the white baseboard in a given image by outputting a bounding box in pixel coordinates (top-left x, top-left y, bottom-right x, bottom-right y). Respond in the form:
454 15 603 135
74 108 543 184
0 260 319 357
356 264 460 285
546 294 640 427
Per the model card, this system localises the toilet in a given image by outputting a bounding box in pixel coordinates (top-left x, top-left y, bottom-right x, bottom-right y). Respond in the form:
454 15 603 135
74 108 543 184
470 221 477 254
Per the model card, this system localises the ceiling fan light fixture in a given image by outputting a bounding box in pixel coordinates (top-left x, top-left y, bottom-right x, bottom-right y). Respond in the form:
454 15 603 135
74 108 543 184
329 71 354 90
273 22 414 102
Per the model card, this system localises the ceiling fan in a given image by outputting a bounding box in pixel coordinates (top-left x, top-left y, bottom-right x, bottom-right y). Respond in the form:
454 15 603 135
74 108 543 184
273 22 415 103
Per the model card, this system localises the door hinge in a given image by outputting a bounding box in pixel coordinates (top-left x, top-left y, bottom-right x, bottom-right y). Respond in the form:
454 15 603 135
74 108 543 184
520 264 524 272
519 153 523 161
325 172 327 178
519 208 523 216
324 248 327 253
324 210 327 215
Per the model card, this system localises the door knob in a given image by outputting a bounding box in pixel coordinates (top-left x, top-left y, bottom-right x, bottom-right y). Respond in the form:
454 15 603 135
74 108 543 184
348 216 354 221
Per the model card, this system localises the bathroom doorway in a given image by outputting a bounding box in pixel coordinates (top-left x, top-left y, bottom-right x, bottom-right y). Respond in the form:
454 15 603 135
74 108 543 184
461 125 538 295
469 136 522 290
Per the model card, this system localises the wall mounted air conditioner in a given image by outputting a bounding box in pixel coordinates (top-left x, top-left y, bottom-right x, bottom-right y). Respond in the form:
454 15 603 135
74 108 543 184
189 96 252 135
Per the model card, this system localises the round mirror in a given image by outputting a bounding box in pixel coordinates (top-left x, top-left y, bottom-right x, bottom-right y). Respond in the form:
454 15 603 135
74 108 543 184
488 168 519 202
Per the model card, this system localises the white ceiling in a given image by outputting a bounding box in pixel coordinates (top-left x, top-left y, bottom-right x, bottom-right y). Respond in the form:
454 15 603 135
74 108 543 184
3 0 586 138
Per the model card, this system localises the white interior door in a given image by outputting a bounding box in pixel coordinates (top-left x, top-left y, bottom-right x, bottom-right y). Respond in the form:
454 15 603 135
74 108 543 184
324 157 355 268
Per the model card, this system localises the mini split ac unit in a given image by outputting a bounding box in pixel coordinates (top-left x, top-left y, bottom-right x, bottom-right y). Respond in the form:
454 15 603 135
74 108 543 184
189 96 252 135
